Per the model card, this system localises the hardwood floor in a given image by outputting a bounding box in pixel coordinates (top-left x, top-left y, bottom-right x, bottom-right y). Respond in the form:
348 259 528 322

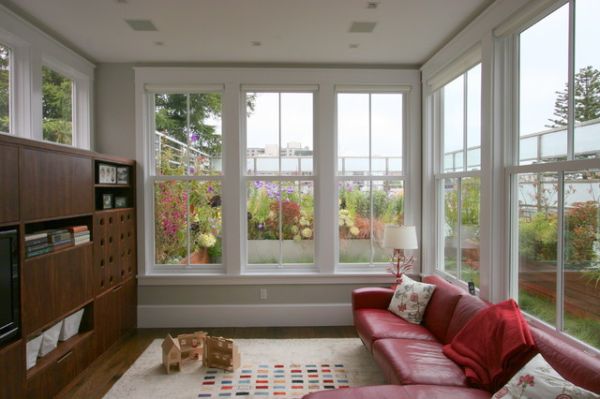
56 326 358 399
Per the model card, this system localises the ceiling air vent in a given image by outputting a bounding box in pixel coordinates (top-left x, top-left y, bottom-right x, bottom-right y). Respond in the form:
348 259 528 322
125 19 158 31
349 21 377 33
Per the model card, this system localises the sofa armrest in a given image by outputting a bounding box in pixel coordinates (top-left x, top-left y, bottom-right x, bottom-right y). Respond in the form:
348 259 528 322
352 287 394 311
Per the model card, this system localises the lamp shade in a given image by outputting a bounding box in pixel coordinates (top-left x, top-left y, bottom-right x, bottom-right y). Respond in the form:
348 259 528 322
382 225 418 250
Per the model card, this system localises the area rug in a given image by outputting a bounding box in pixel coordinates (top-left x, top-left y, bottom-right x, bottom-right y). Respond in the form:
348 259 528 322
103 338 384 399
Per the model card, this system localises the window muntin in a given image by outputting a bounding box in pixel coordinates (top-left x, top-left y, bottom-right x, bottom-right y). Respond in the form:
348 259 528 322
245 91 315 266
512 1 600 351
42 66 73 145
153 92 223 267
337 92 405 265
0 44 10 134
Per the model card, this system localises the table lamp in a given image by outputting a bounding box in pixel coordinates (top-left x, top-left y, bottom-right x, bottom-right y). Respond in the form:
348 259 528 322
382 224 418 285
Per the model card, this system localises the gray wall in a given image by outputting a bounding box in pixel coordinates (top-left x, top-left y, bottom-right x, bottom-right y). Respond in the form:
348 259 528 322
94 63 136 158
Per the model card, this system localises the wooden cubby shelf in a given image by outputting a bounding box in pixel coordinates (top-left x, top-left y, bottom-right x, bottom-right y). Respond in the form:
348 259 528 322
0 134 137 399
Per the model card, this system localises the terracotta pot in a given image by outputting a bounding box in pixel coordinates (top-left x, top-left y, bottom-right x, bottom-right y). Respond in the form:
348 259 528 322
180 248 210 264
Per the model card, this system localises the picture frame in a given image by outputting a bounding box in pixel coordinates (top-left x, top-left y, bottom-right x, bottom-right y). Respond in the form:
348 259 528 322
102 193 114 209
116 166 129 185
98 163 116 184
114 196 127 208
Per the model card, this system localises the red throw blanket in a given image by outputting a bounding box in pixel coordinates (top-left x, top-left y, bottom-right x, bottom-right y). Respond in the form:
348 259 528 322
442 299 537 392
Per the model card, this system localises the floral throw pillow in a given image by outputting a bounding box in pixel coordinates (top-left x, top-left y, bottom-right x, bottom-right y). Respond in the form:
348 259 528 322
492 354 599 399
387 275 436 324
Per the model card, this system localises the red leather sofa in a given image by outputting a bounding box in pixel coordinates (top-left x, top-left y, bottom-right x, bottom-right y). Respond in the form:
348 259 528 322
304 275 600 399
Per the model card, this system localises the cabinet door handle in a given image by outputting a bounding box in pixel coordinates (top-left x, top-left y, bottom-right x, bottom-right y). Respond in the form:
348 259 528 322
57 351 73 364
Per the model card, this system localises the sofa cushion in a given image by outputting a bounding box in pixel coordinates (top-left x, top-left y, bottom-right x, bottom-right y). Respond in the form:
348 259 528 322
422 275 465 342
388 275 436 324
352 287 395 311
302 385 491 399
532 327 600 394
445 293 487 342
372 338 468 387
355 309 437 351
492 353 600 399
443 299 537 392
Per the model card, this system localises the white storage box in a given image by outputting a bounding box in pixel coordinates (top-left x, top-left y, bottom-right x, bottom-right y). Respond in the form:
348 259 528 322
59 308 85 341
39 320 63 357
26 334 43 370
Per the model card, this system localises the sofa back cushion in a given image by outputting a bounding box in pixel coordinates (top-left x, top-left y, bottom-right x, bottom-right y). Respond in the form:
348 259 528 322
531 326 600 394
445 294 487 343
422 275 465 342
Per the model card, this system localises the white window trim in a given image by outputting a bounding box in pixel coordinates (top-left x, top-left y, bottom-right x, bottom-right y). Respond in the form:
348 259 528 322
135 67 421 282
0 4 93 149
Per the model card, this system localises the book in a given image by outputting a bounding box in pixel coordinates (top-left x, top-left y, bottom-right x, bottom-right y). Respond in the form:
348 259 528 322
49 233 73 243
25 232 48 242
26 247 52 258
74 231 90 238
69 226 89 233
52 242 73 252
25 237 49 247
26 242 51 252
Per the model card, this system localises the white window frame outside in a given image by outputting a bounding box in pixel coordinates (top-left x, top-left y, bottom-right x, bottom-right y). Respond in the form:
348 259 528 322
502 0 600 350
334 86 411 272
432 64 482 286
135 68 421 284
242 87 318 273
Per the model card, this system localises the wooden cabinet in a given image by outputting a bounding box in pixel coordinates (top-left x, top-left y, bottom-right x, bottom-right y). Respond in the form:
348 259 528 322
20 148 93 221
21 244 94 335
0 135 137 398
0 144 19 224
0 340 25 399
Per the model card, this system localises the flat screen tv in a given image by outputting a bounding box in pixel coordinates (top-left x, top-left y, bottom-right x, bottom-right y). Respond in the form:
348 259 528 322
0 229 19 345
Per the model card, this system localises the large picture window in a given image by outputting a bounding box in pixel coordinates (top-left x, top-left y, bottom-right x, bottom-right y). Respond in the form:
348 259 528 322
336 91 405 265
512 0 600 350
0 43 10 134
42 66 73 145
152 91 223 269
434 64 482 287
245 91 315 267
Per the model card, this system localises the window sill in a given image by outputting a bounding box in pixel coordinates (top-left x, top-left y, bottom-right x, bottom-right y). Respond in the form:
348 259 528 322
138 271 395 286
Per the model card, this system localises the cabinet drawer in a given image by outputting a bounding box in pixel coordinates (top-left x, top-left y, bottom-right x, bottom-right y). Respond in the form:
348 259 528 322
22 245 94 334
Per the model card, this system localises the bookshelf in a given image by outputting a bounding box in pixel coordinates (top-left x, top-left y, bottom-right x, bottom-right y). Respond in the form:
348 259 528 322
0 134 137 399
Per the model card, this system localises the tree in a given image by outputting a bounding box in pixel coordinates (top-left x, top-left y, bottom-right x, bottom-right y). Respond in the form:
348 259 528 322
0 45 9 132
548 66 600 128
42 66 73 144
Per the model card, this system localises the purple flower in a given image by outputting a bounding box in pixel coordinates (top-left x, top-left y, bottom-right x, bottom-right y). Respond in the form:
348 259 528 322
208 186 214 192
258 223 264 230
188 166 196 174
189 132 199 142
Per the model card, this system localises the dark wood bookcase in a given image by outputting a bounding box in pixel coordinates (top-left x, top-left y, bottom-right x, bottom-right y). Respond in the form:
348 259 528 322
0 134 137 399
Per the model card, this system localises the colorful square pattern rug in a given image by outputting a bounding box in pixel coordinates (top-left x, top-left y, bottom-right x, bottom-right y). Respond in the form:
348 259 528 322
103 338 384 399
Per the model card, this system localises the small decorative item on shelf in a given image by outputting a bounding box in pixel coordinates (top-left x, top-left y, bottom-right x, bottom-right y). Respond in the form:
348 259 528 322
102 193 114 209
116 166 129 185
114 196 127 208
98 163 116 184
382 224 418 288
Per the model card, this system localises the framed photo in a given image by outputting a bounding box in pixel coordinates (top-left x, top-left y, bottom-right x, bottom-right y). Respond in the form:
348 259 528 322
102 193 114 209
114 196 127 208
98 163 116 184
116 167 129 185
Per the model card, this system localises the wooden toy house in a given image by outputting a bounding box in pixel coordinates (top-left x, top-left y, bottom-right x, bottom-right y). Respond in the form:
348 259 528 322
177 331 207 361
204 336 240 371
161 334 182 374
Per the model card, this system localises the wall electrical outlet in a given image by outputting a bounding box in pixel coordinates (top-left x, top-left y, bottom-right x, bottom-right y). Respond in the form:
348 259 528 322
260 288 268 300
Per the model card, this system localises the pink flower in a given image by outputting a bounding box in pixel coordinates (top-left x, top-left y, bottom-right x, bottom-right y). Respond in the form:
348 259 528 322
493 387 508 398
410 293 419 302
517 374 535 388
397 303 407 312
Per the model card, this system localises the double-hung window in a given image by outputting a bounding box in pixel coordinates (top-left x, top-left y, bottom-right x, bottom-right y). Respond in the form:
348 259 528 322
151 89 224 271
244 89 315 269
509 0 600 350
433 64 482 287
42 65 74 145
336 90 406 267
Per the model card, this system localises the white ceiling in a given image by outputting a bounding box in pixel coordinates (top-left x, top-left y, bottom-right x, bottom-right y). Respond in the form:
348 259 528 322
5 0 494 65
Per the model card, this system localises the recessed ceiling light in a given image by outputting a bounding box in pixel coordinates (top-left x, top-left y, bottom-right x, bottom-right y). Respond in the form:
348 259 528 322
349 44 359 49
349 21 377 33
125 19 158 32
367 2 379 9
116 0 127 3
154 41 164 46
251 41 262 47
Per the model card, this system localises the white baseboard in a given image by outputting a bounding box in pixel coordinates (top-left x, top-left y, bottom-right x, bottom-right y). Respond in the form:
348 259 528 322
137 303 353 328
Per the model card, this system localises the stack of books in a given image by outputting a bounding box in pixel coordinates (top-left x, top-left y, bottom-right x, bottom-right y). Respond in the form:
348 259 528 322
25 232 51 258
70 225 90 245
48 229 73 251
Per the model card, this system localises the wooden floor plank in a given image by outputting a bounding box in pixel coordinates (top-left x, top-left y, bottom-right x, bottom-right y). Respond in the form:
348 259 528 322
56 326 357 399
